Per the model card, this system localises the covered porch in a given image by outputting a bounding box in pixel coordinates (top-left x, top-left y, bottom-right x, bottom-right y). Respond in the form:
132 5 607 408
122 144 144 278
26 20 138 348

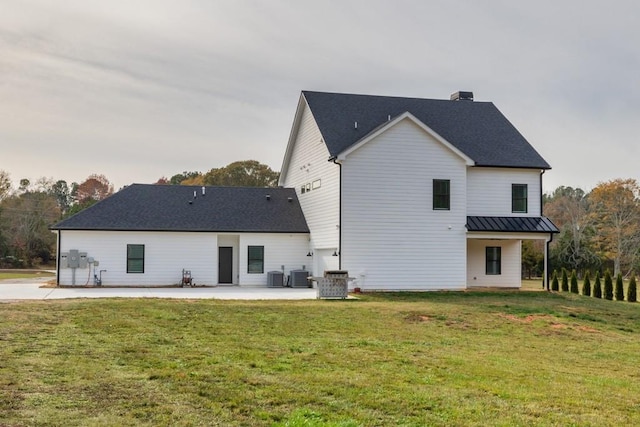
466 216 559 289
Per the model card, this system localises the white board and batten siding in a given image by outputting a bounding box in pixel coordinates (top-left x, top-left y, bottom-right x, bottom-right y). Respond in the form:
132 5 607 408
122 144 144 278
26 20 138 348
341 119 468 290
58 231 309 287
466 167 542 216
467 239 521 287
280 102 340 270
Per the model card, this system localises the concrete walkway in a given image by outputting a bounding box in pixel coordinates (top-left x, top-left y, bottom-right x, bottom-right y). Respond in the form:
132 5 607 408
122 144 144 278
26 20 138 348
0 277 320 301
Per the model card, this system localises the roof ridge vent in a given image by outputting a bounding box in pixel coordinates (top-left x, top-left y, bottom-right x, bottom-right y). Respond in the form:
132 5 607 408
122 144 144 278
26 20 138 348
450 91 474 101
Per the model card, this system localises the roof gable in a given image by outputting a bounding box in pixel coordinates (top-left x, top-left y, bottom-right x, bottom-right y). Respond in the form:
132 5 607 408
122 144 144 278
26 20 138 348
302 91 551 169
336 111 474 165
52 184 310 233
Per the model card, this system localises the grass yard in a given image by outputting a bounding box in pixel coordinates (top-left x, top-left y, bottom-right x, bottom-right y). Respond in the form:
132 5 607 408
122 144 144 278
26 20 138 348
2 291 640 426
0 270 55 281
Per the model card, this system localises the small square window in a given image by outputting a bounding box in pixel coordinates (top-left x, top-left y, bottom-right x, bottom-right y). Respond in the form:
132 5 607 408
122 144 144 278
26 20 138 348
433 179 450 210
312 179 321 190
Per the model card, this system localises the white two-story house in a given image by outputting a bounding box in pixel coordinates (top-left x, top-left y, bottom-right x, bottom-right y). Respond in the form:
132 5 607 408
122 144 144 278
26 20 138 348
52 90 557 289
279 90 558 290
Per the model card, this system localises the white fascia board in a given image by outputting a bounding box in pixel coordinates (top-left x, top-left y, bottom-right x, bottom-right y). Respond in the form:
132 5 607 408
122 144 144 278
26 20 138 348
336 111 475 165
466 231 553 241
278 93 309 186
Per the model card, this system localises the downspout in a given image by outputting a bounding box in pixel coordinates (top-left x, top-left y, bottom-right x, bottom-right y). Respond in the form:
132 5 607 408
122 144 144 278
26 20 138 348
56 230 61 286
329 156 342 270
540 169 551 290
546 233 554 291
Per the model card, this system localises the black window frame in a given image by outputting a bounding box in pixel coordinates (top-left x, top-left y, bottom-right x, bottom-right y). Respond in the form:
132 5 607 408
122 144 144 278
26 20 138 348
247 246 264 274
486 246 501 275
127 244 145 274
512 184 528 213
433 179 450 210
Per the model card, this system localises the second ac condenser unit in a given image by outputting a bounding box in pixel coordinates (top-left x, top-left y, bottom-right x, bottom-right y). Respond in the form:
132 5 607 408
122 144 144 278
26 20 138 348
289 269 310 288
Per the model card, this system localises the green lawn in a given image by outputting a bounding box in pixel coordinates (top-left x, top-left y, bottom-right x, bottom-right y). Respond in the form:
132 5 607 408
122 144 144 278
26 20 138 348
2 291 640 426
0 270 55 281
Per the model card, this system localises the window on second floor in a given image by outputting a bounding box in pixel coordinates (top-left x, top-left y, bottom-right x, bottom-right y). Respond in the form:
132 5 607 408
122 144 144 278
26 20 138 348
433 179 450 210
512 184 528 213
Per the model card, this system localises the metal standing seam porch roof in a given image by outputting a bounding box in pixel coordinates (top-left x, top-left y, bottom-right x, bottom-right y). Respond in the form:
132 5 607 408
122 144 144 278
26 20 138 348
302 90 551 169
51 184 310 233
466 216 559 233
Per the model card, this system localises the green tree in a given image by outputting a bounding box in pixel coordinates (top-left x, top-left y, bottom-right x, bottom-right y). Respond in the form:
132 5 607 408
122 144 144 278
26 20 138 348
570 270 579 293
169 171 201 185
203 160 279 187
1 191 59 266
615 273 625 301
49 180 72 215
561 268 569 292
593 271 602 298
551 270 559 291
582 270 591 297
627 276 637 303
522 240 543 279
604 270 614 300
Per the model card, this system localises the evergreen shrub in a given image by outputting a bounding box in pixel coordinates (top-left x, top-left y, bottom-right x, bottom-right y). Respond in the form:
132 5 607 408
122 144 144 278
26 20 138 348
582 270 591 297
604 270 613 300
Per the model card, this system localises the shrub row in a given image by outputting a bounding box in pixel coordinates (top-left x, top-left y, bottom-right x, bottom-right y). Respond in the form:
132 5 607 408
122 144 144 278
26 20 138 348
551 268 637 302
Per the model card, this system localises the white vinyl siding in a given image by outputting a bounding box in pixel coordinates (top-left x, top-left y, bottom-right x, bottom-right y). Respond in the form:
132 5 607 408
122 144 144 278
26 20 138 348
58 231 309 287
238 233 310 286
341 118 467 290
279 102 340 260
466 168 541 216
467 239 521 287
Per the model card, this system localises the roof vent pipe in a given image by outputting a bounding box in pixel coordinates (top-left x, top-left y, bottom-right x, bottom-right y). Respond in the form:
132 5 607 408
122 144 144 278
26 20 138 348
288 197 293 202
193 190 197 198
202 186 206 196
266 194 271 201
354 121 358 129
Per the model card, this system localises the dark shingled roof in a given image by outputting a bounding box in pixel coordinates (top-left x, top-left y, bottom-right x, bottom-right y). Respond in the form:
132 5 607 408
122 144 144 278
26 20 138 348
466 216 559 233
302 91 551 169
51 184 310 233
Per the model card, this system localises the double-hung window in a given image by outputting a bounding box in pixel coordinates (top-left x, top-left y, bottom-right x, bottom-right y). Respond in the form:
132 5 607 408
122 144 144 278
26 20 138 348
248 246 264 274
127 244 145 273
433 179 450 210
512 184 528 213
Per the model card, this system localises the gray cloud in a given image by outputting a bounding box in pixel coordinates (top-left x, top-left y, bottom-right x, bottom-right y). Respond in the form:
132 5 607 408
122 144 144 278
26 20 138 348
1 0 639 192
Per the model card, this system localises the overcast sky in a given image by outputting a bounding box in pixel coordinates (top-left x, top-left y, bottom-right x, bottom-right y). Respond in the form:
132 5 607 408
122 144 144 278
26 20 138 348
1 0 638 193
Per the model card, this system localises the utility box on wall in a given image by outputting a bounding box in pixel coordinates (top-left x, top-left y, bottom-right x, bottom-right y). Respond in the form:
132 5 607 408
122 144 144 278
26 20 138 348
67 250 89 269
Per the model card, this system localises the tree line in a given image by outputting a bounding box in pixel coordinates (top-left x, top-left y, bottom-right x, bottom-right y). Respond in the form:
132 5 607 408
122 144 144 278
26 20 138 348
0 161 279 268
545 178 640 279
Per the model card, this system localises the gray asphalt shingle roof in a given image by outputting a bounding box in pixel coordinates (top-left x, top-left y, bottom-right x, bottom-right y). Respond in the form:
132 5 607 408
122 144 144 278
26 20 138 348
51 184 310 233
302 91 551 169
